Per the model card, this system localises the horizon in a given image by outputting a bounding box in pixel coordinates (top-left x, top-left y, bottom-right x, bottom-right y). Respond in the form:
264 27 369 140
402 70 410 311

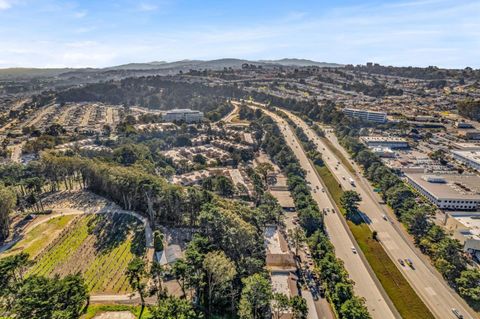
0 0 479 69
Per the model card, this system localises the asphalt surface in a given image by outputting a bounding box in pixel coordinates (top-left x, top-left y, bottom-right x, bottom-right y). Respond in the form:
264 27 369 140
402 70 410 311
239 102 398 319
281 108 478 319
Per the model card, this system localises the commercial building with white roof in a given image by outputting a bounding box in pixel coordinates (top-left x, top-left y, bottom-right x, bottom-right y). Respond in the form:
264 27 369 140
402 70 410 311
452 150 480 171
445 212 480 256
405 172 480 210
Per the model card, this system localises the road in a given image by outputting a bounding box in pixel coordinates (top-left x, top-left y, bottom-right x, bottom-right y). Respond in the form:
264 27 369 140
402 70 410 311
281 108 478 319
238 101 399 319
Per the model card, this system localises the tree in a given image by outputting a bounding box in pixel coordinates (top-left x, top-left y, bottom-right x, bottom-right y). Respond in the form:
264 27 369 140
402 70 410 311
288 227 306 256
0 184 16 241
455 269 480 303
172 259 189 298
340 191 361 219
290 296 308 319
339 296 371 319
126 258 147 312
255 162 274 186
238 274 272 319
150 262 166 300
12 274 88 319
45 123 66 136
193 154 207 165
214 176 235 197
272 293 289 319
0 252 31 311
203 251 237 316
150 296 202 319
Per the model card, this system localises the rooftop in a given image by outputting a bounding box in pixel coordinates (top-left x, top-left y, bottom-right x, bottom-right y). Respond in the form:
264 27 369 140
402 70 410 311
405 172 480 200
452 150 480 164
361 136 408 143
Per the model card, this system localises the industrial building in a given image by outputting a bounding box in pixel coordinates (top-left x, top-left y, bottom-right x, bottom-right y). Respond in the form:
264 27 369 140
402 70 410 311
405 173 480 210
452 150 480 171
163 109 203 123
361 136 409 149
458 130 480 140
342 108 387 123
444 212 480 257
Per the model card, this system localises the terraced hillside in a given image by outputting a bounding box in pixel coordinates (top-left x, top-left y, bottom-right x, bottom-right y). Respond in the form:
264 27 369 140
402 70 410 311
28 213 146 294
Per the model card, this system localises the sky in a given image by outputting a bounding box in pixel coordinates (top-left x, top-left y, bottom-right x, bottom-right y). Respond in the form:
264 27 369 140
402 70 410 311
0 0 479 69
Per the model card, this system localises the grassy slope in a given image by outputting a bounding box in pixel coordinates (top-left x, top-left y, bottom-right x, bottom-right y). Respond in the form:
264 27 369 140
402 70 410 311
28 214 143 294
1 215 75 258
315 165 434 319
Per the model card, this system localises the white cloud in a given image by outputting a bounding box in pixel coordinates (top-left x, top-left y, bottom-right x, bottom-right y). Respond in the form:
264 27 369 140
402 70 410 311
138 2 158 12
0 0 14 10
74 10 87 18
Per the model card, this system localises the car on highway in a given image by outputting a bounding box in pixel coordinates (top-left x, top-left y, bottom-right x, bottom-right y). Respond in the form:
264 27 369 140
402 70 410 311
451 308 464 319
382 214 388 221
398 258 405 266
351 247 357 254
405 258 414 269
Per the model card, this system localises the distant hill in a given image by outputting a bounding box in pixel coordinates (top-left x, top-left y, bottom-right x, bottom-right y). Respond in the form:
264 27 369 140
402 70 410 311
260 58 342 67
0 58 342 80
0 67 80 79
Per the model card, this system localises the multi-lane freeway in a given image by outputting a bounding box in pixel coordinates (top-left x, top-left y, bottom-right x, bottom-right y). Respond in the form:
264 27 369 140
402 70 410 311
236 101 399 319
279 108 477 319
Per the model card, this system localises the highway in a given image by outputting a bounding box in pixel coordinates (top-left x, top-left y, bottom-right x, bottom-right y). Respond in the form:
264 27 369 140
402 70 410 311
237 101 399 319
280 108 478 319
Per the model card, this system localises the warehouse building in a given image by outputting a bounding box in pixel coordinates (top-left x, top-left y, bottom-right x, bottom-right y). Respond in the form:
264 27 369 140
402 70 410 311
163 109 203 123
452 150 480 171
444 212 480 257
361 136 409 149
405 173 480 210
343 108 387 123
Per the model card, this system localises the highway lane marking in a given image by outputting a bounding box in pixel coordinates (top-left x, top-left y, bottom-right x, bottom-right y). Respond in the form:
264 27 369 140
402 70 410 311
382 239 399 250
425 287 437 296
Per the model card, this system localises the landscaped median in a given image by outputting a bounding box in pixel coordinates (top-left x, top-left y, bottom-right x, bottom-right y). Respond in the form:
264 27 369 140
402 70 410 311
315 164 435 319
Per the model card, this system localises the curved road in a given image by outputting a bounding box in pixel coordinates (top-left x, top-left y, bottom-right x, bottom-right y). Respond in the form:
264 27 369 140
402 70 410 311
281 107 477 319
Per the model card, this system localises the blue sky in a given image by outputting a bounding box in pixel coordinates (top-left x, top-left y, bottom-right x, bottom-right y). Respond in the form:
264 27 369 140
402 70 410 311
0 0 479 68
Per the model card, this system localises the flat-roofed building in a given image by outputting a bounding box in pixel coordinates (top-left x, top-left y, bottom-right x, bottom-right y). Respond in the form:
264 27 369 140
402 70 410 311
361 136 409 149
343 108 387 123
452 150 480 171
458 129 480 140
444 212 480 255
451 142 480 151
163 109 203 123
405 172 480 210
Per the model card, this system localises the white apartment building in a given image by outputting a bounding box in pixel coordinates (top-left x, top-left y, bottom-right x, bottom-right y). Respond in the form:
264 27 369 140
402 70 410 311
452 150 480 171
163 109 204 123
405 173 480 210
343 108 387 123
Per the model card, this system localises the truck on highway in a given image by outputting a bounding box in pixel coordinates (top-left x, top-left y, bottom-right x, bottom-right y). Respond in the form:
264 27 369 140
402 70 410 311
349 178 355 186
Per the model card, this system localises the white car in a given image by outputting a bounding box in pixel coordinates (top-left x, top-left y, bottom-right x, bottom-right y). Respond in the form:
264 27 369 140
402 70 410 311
351 247 357 254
